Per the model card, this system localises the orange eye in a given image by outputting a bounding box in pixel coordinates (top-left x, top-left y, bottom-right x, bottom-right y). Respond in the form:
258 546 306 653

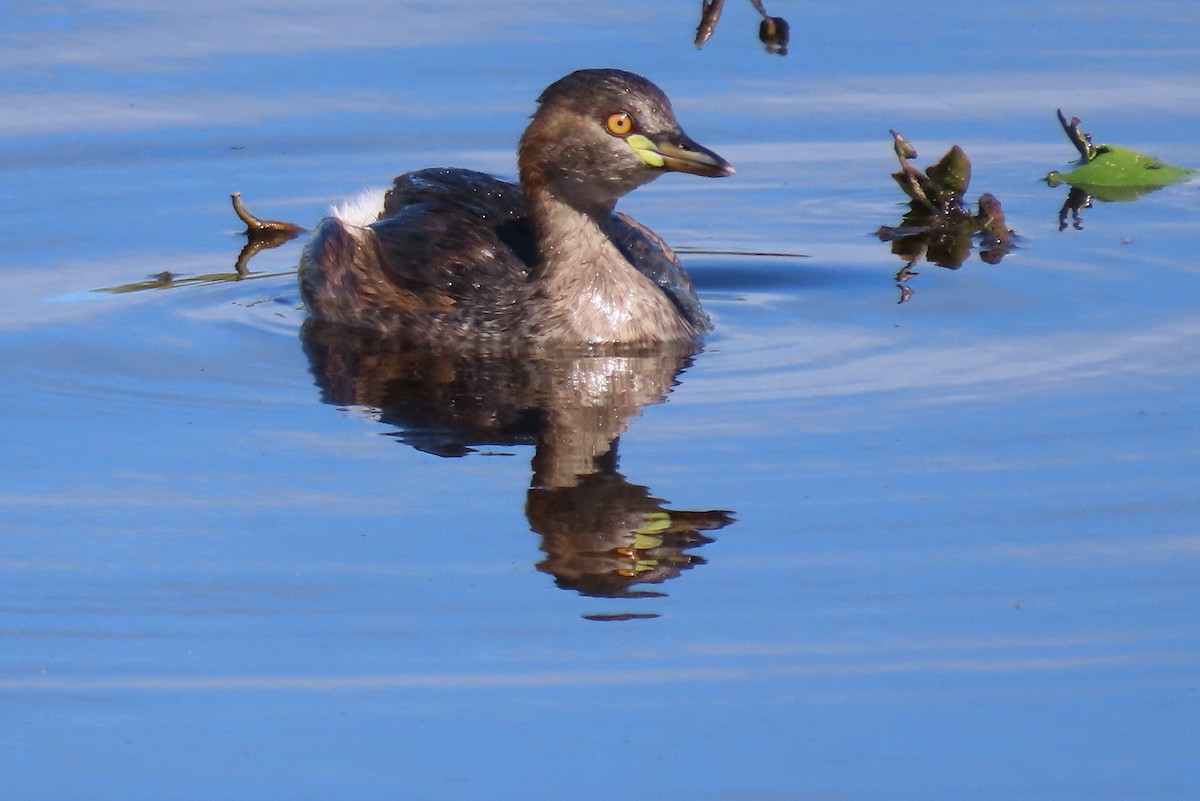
606 111 633 136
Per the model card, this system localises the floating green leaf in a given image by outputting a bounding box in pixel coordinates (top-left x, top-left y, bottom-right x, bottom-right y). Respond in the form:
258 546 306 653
1047 110 1196 201
1047 145 1196 201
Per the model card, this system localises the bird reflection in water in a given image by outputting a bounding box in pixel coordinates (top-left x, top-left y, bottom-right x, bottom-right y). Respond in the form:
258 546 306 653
301 321 734 604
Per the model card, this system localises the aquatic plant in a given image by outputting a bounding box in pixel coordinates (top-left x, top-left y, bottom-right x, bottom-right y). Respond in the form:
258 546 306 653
877 131 1014 302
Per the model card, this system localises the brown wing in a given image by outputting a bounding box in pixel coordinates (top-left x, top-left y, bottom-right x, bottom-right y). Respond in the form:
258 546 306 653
367 169 539 334
609 212 711 331
300 168 538 336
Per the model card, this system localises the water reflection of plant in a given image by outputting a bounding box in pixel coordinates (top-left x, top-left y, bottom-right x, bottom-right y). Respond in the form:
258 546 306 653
876 131 1014 303
95 193 304 294
302 321 734 609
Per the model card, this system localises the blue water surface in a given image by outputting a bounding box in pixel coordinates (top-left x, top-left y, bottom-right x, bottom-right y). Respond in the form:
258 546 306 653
2 2 1199 799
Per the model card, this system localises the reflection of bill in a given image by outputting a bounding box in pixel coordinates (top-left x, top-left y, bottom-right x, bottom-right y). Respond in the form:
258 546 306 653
531 469 732 600
302 321 734 604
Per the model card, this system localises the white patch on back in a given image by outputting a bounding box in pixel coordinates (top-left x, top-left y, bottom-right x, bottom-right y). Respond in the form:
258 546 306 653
329 187 388 227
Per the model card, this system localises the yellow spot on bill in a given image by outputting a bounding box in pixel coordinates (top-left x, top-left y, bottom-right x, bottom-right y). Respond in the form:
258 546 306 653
627 134 665 168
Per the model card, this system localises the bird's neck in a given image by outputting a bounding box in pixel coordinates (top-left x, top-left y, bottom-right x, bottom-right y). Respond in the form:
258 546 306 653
524 178 616 276
520 175 693 346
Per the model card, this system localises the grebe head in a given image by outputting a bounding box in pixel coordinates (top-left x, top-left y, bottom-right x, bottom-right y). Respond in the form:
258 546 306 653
518 69 733 215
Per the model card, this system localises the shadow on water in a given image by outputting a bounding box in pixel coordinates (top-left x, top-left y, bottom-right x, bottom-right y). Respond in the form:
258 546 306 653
301 320 734 606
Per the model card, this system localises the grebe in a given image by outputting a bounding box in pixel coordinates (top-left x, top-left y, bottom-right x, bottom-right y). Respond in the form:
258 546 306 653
299 68 733 348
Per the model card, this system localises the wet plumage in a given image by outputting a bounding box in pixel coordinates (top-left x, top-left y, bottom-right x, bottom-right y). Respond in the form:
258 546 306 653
298 69 733 349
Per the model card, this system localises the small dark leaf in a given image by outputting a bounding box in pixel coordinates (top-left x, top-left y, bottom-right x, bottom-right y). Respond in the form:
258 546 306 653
925 145 972 196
